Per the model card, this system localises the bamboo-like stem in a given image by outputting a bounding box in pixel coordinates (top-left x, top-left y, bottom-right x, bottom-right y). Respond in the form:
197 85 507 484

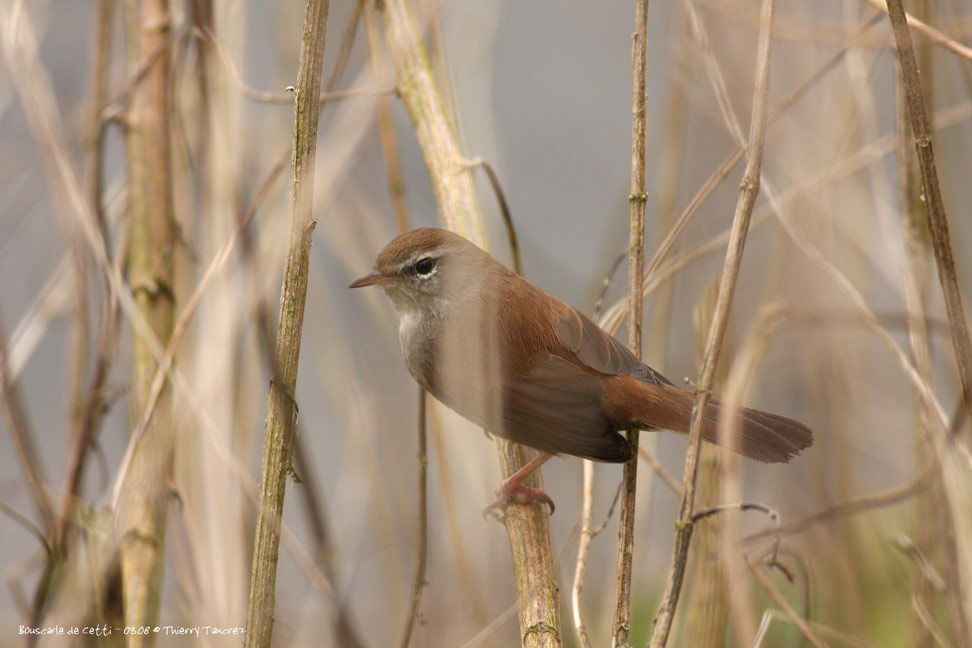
612 0 650 646
243 0 330 646
378 1 561 645
117 0 178 640
379 0 481 238
885 0 972 429
647 0 776 644
241 158 367 648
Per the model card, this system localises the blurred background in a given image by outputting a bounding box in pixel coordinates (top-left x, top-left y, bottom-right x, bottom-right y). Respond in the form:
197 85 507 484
1 0 970 645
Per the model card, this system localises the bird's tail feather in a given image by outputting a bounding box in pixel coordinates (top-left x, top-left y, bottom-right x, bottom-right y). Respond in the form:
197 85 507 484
643 384 813 463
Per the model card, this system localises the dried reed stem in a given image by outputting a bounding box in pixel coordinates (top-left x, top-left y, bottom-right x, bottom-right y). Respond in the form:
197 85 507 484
861 0 972 62
683 283 730 646
117 0 178 638
363 0 410 233
244 0 330 646
885 0 972 434
743 551 827 648
887 8 972 641
57 0 117 551
0 314 54 545
399 389 428 648
378 0 561 645
892 13 962 645
612 0 650 645
648 0 775 644
571 458 596 648
600 13 884 337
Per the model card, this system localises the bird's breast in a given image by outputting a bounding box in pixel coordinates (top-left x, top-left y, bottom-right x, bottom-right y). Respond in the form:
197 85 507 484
398 309 436 389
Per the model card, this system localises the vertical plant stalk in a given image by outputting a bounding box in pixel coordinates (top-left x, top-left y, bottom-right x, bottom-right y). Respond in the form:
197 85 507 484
647 0 776 644
887 4 972 643
118 0 177 640
683 283 730 646
885 0 972 425
612 0 650 646
243 0 330 646
571 458 596 648
893 16 961 646
58 0 116 551
363 0 410 233
378 1 561 645
399 389 428 648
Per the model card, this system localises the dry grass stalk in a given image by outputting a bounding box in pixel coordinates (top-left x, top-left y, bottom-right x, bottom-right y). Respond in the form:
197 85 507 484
892 7 960 644
398 389 429 648
378 0 562 645
682 282 731 646
244 0 331 646
647 0 776 644
571 457 596 648
597 12 882 339
886 4 972 643
612 0 651 645
363 0 410 233
860 0 972 62
885 0 972 426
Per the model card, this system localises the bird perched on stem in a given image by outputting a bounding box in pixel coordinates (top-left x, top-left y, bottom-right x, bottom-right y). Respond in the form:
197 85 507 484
351 228 812 514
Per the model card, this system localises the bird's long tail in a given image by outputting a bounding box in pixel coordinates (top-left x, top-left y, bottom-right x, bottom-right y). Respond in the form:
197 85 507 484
636 383 813 463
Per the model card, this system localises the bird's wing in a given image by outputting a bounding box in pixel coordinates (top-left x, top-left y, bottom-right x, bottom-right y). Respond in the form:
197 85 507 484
503 355 631 462
554 307 671 386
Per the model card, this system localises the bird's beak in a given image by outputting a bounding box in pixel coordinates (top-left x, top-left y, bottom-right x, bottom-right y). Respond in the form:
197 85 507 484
349 271 396 288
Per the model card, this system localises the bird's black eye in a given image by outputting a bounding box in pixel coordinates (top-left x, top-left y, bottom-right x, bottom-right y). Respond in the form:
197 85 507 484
414 257 435 276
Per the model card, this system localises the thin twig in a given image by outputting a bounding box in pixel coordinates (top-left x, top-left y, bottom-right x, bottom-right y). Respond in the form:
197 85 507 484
746 391 969 545
637 447 681 495
363 0 410 233
0 311 56 543
647 0 776 644
56 0 117 551
463 157 520 275
196 24 392 106
592 251 628 322
109 147 279 511
571 458 595 648
324 0 363 91
861 0 972 62
742 550 827 648
0 500 48 551
754 609 872 648
600 12 886 336
399 389 429 648
612 0 650 644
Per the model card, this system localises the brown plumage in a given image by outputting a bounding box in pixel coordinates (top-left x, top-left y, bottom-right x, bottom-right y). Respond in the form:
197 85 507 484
351 228 813 467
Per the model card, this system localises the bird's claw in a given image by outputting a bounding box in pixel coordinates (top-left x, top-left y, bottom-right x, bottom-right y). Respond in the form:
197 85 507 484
482 483 555 522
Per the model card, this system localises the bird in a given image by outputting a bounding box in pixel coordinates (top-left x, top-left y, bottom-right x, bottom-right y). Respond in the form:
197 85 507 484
350 227 812 514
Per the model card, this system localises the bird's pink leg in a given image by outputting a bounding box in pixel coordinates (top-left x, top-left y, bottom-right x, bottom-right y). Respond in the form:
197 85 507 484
484 452 556 518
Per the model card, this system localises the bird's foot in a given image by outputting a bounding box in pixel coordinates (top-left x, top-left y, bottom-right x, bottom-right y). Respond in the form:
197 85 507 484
482 481 555 521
